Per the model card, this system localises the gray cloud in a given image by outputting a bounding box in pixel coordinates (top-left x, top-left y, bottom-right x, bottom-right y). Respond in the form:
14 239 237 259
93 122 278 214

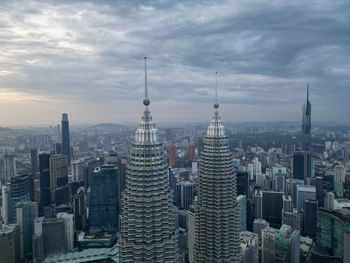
0 0 349 125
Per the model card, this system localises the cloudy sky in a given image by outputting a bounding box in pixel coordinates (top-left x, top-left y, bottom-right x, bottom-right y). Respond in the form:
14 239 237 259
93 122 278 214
0 0 349 126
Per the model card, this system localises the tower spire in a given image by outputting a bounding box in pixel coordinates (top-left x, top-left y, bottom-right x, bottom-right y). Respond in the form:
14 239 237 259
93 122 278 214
307 83 309 102
214 72 219 109
143 57 150 106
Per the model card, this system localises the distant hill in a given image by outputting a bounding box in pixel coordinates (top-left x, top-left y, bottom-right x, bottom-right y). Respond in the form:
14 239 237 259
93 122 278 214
90 123 128 130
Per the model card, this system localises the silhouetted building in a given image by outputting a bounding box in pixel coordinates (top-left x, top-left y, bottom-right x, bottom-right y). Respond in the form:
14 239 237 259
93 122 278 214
73 187 85 231
302 84 311 151
187 144 195 161
237 170 250 198
61 113 71 164
180 181 194 210
89 165 118 234
31 149 38 175
39 153 51 216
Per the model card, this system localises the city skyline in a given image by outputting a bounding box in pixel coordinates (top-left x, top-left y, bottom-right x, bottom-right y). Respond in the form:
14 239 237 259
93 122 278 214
0 0 350 126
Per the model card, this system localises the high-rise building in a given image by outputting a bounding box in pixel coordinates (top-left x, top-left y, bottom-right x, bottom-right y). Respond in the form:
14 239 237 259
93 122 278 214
262 225 300 263
302 84 311 151
193 77 241 262
72 160 84 183
180 181 194 210
16 201 38 260
272 167 287 193
237 170 250 198
311 208 350 262
237 195 247 232
57 213 74 251
296 185 316 210
292 151 313 184
240 231 259 263
0 224 20 263
334 165 345 198
119 59 178 263
39 153 51 215
89 165 118 234
61 113 71 164
42 218 66 257
324 192 335 210
303 199 318 237
3 154 16 184
10 174 33 223
169 144 176 167
262 191 283 227
73 187 85 231
2 185 11 224
187 144 195 161
168 167 177 202
188 206 196 263
49 154 69 209
31 149 38 175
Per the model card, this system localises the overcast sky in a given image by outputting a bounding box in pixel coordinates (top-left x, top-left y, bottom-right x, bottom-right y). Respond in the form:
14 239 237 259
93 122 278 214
0 0 349 126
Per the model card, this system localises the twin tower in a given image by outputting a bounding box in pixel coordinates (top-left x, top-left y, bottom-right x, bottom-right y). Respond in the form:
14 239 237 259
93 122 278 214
118 58 241 263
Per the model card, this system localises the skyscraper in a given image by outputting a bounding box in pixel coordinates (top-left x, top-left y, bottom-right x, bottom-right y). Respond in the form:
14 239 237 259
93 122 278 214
49 154 69 210
16 201 38 260
61 113 71 164
302 84 311 151
292 151 313 184
39 153 51 216
119 58 178 263
0 224 20 263
193 73 241 262
89 165 118 234
334 165 345 198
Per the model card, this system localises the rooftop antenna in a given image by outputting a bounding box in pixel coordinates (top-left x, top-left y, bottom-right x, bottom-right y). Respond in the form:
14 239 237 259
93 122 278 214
214 72 219 109
143 57 150 106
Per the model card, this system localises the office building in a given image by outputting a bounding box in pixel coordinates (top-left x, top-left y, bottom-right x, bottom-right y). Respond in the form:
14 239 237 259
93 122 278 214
188 207 196 263
49 154 69 209
324 192 335 210
237 170 250 198
3 154 16 184
42 218 66 257
119 59 178 262
57 213 74 251
73 187 85 231
303 199 318 237
262 225 300 263
10 174 33 223
262 191 283 227
334 165 345 198
187 143 195 161
180 181 194 210
16 201 38 260
39 153 51 215
61 113 71 164
282 209 301 231
240 231 259 263
296 185 316 210
169 144 176 167
274 225 300 263
0 224 20 263
292 151 313 184
237 195 247 232
72 160 84 183
31 149 38 175
254 191 262 219
302 84 311 151
89 165 118 234
193 80 241 263
253 219 269 243
272 167 287 193
311 208 350 262
2 185 11 224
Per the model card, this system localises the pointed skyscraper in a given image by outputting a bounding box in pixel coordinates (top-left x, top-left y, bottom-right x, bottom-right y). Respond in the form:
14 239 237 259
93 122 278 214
61 113 71 164
302 84 311 151
192 73 241 263
119 58 178 263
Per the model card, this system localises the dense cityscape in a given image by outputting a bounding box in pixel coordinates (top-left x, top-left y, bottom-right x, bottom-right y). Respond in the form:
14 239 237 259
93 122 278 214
1 1 350 263
0 61 350 262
